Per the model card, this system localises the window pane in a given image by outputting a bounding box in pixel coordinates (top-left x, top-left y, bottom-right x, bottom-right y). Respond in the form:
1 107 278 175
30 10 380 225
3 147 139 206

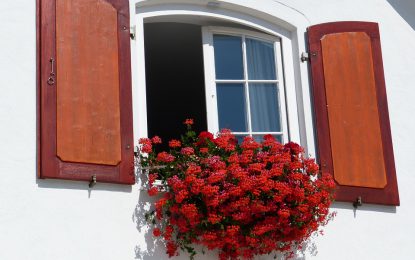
246 38 276 80
217 83 248 132
253 135 283 143
235 135 248 144
213 35 244 79
249 83 281 132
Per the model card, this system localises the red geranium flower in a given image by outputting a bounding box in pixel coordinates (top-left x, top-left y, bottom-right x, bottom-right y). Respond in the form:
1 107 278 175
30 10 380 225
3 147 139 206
137 119 335 260
197 131 214 146
168 139 181 148
184 118 194 126
151 136 162 144
148 187 158 196
156 152 175 163
153 227 162 237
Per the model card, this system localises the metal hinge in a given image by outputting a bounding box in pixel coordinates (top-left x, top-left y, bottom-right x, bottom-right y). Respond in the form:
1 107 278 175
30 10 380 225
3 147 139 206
130 25 136 40
301 52 316 62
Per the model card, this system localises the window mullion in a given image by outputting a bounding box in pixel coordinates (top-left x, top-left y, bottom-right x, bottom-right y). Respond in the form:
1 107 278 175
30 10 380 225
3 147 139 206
242 35 252 137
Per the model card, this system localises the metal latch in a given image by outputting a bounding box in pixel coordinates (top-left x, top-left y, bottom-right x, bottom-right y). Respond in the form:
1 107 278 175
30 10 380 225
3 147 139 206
301 52 316 62
353 196 363 208
130 25 136 40
89 175 97 188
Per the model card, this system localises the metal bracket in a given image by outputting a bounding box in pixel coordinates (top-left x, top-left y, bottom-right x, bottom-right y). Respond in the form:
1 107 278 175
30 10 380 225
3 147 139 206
353 196 363 208
130 25 136 40
89 175 97 188
301 52 316 62
134 145 139 157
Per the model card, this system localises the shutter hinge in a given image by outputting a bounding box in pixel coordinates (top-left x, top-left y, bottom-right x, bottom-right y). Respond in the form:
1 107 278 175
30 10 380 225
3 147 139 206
301 52 316 62
130 25 136 40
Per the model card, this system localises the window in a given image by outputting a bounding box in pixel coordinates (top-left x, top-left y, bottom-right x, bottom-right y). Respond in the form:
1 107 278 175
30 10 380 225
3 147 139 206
202 27 289 143
141 24 289 146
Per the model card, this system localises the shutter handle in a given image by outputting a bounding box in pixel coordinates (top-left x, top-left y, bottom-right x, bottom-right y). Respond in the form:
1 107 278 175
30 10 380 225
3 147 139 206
47 57 55 85
301 52 317 62
49 57 55 75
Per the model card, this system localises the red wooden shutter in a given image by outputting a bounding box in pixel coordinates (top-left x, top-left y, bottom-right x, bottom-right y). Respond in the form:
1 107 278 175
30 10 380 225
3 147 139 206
307 22 399 205
38 0 134 184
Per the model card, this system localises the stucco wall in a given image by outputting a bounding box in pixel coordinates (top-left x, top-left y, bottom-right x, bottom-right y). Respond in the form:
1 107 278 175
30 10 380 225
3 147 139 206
0 0 414 259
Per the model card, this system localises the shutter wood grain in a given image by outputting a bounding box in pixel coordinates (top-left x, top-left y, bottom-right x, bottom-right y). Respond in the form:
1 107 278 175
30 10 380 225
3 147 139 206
321 32 387 188
38 0 134 184
56 0 122 166
308 22 399 205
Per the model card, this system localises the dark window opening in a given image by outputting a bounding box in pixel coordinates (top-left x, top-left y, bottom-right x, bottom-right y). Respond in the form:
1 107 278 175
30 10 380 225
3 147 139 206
144 23 207 150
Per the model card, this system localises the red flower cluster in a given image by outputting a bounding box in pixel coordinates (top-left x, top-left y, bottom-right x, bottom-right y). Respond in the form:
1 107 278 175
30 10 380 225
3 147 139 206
138 122 336 260
184 118 194 126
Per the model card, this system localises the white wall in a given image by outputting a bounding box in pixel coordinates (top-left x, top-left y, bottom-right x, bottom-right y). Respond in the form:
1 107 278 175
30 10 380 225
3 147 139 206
0 0 414 259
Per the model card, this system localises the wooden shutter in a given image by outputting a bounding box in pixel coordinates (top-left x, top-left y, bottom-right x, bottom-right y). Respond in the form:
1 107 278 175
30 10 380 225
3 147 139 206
38 0 134 184
308 22 399 205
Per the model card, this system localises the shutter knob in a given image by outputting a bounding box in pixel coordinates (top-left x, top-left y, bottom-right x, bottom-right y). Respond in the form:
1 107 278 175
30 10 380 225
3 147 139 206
47 77 55 85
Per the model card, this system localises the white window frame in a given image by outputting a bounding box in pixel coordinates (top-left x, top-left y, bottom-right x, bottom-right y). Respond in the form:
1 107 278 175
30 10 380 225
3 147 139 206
133 5 306 153
202 26 289 143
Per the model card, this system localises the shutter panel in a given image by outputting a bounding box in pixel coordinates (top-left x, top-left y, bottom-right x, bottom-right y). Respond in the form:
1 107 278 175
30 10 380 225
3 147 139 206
39 0 134 184
307 22 399 205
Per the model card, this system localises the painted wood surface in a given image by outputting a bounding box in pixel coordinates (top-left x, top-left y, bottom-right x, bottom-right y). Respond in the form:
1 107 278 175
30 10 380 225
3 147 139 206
308 21 399 205
39 0 134 184
321 32 387 188
56 0 121 166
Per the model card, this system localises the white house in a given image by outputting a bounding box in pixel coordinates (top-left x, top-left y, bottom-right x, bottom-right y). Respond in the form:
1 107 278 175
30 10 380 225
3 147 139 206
1 0 414 259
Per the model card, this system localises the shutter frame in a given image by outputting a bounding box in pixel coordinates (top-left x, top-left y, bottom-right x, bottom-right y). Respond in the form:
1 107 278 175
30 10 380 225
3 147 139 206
307 21 399 205
38 0 135 184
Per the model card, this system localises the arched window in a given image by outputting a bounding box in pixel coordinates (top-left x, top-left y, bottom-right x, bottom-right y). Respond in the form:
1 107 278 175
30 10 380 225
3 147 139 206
138 17 296 148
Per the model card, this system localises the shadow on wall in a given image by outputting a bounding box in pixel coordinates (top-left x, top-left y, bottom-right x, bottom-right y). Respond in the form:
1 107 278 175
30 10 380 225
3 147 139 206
387 0 415 31
132 173 192 260
331 201 397 219
132 170 204 260
36 178 132 198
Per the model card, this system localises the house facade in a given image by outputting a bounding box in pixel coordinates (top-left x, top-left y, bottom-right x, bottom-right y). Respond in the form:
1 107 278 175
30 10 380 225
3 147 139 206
1 0 414 259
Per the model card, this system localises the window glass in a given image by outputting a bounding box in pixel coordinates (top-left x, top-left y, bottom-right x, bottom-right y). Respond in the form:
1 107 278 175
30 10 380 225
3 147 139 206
249 83 281 132
246 38 276 80
235 135 247 144
252 135 283 143
213 35 244 79
210 30 285 143
216 83 248 132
